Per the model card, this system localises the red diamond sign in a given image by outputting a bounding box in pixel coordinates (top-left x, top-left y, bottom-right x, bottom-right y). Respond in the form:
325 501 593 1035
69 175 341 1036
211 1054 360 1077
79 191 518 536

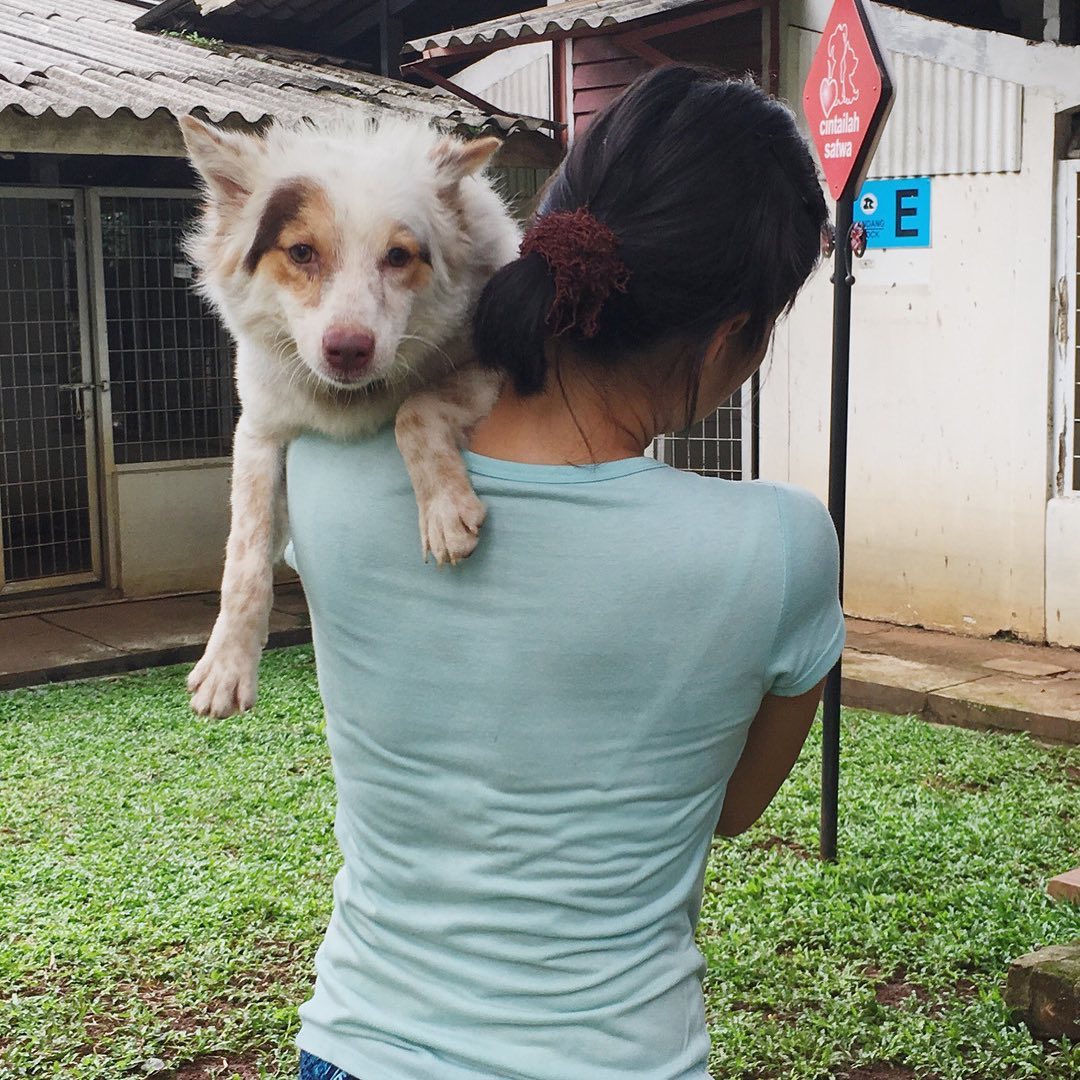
803 0 893 201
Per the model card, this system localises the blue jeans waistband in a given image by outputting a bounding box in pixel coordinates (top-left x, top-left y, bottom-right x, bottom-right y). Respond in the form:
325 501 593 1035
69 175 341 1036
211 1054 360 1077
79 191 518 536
299 1049 360 1080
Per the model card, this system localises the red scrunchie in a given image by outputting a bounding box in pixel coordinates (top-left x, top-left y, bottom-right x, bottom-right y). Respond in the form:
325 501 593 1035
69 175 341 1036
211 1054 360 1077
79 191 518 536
519 208 630 338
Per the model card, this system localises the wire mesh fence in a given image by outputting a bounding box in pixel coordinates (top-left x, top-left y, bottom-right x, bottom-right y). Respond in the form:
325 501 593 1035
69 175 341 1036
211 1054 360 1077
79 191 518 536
98 194 237 465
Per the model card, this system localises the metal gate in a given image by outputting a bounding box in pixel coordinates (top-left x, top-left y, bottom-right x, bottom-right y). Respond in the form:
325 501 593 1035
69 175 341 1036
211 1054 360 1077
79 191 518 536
0 190 101 593
0 187 235 597
89 190 236 469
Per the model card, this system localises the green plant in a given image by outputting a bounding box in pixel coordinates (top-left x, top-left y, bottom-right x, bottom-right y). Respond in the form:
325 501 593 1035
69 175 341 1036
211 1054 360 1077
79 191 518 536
1 653 1077 1079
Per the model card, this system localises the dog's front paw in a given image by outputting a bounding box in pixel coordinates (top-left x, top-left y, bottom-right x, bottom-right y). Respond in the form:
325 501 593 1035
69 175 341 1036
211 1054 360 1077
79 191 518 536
187 641 261 717
421 489 486 566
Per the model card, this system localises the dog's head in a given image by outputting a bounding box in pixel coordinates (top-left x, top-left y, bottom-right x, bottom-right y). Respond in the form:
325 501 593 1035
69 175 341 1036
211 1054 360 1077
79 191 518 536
181 115 514 390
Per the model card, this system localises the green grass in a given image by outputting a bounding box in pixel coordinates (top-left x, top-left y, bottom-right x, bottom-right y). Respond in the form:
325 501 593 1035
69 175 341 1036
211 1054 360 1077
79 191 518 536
1 648 1078 1080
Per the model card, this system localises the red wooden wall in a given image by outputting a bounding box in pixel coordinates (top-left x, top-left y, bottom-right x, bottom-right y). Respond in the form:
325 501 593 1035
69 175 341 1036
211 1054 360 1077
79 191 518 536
570 10 764 137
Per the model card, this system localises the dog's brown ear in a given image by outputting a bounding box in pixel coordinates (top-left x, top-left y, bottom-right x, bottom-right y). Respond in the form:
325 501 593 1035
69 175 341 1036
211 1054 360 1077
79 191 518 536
180 116 264 208
430 135 503 185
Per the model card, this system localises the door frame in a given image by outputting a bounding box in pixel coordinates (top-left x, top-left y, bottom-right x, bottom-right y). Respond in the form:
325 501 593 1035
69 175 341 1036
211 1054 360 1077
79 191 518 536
0 187 103 595
1053 161 1079 498
1047 160 1080 645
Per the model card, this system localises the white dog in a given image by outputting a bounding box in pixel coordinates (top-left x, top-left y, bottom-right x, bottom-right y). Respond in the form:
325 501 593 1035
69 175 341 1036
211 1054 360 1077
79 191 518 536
179 115 520 717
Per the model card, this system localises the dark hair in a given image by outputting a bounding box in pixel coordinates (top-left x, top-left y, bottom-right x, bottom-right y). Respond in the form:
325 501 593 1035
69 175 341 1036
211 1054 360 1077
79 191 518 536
473 66 829 406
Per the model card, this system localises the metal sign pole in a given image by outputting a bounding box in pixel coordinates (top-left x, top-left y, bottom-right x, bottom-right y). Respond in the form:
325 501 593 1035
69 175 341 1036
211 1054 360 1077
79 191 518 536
820 187 854 863
803 0 894 863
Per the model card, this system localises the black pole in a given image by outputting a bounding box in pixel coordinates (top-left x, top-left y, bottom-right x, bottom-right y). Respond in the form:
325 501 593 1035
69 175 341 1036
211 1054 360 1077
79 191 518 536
820 187 854 863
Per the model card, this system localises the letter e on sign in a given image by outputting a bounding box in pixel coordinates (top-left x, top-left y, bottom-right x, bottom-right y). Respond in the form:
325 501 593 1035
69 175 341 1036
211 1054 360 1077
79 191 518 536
803 0 894 201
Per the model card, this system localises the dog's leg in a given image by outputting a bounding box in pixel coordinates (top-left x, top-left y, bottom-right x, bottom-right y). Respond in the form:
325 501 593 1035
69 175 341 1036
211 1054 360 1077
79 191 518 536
188 418 284 717
395 366 503 565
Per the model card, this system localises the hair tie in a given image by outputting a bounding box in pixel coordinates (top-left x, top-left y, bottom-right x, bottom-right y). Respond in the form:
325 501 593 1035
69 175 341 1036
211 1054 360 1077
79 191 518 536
520 208 630 339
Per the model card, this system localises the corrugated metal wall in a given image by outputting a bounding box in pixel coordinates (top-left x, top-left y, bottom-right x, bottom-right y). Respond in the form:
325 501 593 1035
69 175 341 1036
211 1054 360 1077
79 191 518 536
788 26 1023 176
480 54 553 121
455 44 553 121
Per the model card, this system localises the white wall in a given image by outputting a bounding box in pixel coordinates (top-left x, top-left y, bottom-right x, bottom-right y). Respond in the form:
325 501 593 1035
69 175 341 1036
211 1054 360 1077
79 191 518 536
113 463 231 596
768 13 1061 640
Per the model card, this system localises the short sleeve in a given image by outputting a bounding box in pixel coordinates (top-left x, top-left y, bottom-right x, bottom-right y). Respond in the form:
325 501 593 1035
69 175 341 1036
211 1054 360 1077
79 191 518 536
764 484 846 697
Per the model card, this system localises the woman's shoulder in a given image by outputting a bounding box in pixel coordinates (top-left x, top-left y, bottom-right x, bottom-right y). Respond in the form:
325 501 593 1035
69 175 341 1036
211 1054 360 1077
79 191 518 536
646 466 819 517
757 481 837 550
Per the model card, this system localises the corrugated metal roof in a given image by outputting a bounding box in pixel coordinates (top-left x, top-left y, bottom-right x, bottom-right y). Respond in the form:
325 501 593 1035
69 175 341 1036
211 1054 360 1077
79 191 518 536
406 0 708 54
196 0 346 21
0 0 542 132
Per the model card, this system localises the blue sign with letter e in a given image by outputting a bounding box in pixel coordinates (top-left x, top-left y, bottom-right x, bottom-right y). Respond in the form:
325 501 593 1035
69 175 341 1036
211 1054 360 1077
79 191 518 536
853 178 931 248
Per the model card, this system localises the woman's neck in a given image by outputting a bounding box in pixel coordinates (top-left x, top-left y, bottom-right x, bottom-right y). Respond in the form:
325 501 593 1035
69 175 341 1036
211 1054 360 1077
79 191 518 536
468 364 658 466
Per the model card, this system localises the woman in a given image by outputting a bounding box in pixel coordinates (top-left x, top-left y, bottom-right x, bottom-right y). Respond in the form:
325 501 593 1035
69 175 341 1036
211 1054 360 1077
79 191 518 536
287 66 843 1080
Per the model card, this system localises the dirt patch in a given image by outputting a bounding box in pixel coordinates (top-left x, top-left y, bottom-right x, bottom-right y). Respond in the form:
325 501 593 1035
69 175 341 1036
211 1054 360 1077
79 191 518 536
229 940 310 997
170 1050 265 1079
750 834 813 859
1065 764 1080 785
874 971 931 1008
729 1000 796 1023
922 774 990 794
836 1067 921 1080
924 975 980 1018
75 941 310 1056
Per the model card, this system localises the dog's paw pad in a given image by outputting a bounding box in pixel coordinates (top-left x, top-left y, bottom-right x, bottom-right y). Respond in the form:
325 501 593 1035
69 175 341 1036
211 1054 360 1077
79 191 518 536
421 490 486 566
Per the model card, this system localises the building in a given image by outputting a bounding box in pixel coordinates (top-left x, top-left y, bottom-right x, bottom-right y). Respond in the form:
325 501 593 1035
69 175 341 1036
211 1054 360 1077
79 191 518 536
409 0 1080 647
0 0 556 602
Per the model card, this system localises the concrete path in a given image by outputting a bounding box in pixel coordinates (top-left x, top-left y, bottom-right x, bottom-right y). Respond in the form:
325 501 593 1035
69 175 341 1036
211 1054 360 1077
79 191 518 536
0 583 310 691
843 618 1080 745
1 589 1079 745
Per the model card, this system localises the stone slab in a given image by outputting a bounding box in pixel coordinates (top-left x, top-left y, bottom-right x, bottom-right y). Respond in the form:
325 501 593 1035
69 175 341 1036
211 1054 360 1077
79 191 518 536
1005 943 1080 1040
840 672 925 718
981 657 1070 678
0 615 122 678
1049 869 1080 904
928 675 1080 744
841 649 986 694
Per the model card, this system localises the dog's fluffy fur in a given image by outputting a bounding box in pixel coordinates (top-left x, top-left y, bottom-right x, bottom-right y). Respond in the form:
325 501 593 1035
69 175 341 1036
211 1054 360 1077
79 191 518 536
180 114 520 717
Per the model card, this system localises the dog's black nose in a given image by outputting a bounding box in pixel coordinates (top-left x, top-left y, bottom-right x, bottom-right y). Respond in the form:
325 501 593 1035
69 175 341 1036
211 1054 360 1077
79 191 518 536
323 326 375 377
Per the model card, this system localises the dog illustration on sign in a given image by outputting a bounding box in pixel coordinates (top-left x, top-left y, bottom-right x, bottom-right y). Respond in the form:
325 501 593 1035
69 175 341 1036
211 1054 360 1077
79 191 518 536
819 22 860 118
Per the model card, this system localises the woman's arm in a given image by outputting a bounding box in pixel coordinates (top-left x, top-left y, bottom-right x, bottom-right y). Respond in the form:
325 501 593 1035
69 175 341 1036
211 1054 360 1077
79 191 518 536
715 679 826 837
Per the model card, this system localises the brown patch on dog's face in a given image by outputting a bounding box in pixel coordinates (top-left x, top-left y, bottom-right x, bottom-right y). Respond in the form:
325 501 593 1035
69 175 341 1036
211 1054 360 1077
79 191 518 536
383 226 433 292
244 180 338 306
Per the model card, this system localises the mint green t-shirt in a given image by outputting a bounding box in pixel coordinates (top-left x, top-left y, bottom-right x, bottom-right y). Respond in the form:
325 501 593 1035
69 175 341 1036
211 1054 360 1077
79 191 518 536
285 427 844 1080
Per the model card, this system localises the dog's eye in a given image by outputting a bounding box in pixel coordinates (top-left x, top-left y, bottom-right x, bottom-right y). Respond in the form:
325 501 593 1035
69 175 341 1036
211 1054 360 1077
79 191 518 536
386 247 412 269
288 244 314 265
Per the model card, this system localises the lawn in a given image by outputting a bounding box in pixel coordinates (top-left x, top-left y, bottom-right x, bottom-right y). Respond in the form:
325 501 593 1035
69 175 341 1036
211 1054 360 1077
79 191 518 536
1 646 1078 1080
